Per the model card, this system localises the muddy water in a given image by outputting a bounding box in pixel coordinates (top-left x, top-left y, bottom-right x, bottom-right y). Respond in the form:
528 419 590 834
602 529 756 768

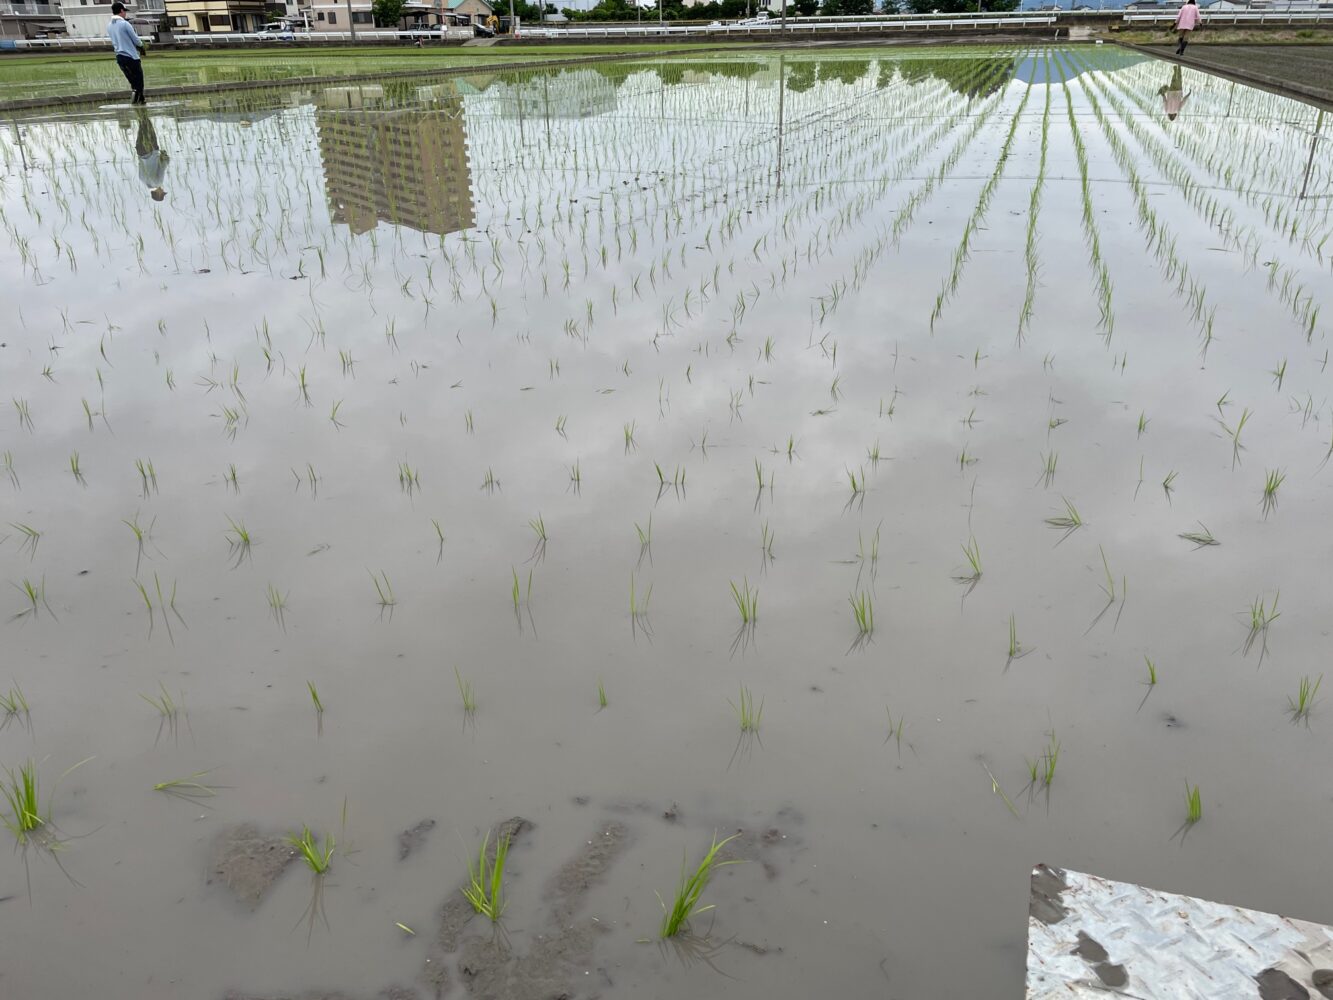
1 47 1331 998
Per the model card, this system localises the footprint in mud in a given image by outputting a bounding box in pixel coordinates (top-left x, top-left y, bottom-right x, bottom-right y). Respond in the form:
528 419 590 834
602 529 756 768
426 817 633 1000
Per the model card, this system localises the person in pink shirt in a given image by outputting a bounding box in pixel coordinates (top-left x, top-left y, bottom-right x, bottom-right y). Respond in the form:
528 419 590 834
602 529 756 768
1174 0 1201 55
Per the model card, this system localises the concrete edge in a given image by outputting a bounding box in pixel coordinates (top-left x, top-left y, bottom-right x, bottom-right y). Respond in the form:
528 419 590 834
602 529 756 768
1115 40 1333 110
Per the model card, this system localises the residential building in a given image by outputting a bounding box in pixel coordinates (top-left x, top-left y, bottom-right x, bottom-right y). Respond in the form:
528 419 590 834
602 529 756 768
315 86 475 238
0 0 64 39
163 0 267 32
307 0 473 29
60 0 165 38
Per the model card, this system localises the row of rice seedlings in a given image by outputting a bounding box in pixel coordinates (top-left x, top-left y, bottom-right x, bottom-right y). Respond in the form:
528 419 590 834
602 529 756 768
929 78 1034 329
1016 54 1052 343
1057 62 1117 336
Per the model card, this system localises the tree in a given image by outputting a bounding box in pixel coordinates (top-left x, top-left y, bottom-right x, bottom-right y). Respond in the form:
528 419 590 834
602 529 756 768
841 0 874 13
371 0 405 25
793 0 818 14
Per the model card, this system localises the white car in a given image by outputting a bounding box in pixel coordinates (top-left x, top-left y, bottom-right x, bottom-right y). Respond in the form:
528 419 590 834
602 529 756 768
258 22 295 38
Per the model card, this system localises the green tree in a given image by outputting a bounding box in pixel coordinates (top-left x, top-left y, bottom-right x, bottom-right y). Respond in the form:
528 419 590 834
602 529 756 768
371 0 405 25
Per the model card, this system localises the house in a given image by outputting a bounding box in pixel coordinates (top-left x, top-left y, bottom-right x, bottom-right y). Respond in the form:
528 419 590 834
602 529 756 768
445 0 491 23
60 0 166 38
307 0 476 30
0 0 66 39
164 0 267 31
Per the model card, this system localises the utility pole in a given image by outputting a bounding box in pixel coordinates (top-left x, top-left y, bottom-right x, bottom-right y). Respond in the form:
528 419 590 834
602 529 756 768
347 0 356 41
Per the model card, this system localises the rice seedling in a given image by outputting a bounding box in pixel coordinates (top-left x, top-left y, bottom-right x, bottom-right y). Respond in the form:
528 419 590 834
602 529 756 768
464 410 474 434
69 450 84 485
884 707 906 755
395 923 415 936
1044 497 1083 542
1031 450 1057 489
3 451 16 489
2 760 43 843
555 415 567 438
13 398 33 432
1179 523 1218 548
142 681 184 744
597 679 608 710
1260 468 1285 516
624 421 637 453
1007 614 1029 662
10 577 53 624
568 460 581 492
1243 591 1280 659
1162 470 1178 500
398 463 421 496
846 466 866 496
657 831 742 938
455 667 476 716
134 458 158 498
295 365 312 407
223 464 240 493
1026 732 1060 789
1226 407 1252 468
730 579 758 625
461 829 510 921
1288 674 1321 722
729 685 763 733
956 536 982 586
9 523 40 560
0 683 29 735
759 522 775 565
1137 412 1148 437
481 468 499 492
308 681 324 715
1144 655 1158 686
266 584 288 631
152 770 218 799
1270 358 1287 389
1184 782 1202 825
370 571 395 613
849 591 874 637
288 825 334 875
225 516 252 568
329 400 344 430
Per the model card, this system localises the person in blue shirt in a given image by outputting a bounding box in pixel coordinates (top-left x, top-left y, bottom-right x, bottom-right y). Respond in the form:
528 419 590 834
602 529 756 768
107 2 146 105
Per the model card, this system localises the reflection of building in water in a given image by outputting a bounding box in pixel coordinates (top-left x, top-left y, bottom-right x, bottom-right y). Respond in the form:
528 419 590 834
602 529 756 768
316 85 474 238
459 69 618 121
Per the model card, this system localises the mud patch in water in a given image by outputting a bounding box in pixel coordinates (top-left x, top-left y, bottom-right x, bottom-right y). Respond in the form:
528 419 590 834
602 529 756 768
398 819 437 861
209 824 296 907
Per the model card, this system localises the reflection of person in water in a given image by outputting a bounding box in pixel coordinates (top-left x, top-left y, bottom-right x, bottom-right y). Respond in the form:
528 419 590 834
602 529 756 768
134 109 168 202
1158 65 1189 122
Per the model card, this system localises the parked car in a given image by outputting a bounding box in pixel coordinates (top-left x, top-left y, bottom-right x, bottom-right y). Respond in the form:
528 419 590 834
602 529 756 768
258 22 295 38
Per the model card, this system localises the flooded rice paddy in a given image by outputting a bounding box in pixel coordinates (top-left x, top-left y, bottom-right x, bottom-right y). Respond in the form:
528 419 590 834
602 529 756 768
2 46 1332 998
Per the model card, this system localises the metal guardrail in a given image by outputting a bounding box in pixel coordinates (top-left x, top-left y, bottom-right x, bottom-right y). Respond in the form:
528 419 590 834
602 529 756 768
2 15 1059 46
1123 8 1333 22
513 15 1058 37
